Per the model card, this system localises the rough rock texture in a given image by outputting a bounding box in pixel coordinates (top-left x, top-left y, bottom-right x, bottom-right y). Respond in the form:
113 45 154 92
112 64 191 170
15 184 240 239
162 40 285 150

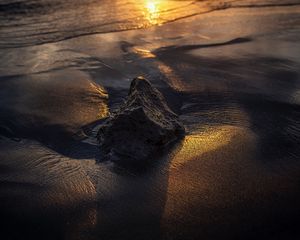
97 76 185 165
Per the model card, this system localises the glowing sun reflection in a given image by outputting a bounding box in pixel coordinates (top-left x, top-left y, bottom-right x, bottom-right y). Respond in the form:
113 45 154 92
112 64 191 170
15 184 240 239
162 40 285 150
144 0 163 25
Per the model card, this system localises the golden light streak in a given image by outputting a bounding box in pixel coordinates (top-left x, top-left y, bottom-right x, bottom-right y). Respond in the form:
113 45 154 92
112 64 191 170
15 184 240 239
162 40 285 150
144 0 163 25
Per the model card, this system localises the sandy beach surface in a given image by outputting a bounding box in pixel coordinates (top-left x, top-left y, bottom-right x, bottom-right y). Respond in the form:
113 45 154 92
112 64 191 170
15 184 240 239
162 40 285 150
0 1 300 239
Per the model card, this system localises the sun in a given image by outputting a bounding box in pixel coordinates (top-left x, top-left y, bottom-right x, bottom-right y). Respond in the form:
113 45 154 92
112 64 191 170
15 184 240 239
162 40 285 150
146 1 157 14
144 0 161 25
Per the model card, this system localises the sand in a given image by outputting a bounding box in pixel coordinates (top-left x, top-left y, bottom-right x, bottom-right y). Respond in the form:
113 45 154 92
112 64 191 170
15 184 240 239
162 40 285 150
0 1 300 239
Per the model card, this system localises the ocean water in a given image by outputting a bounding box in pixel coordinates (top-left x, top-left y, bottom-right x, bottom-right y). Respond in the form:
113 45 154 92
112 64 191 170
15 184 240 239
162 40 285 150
1 0 300 48
0 1 300 239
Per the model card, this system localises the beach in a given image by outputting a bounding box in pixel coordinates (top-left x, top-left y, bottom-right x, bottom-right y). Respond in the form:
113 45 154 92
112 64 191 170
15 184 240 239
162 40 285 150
0 1 300 239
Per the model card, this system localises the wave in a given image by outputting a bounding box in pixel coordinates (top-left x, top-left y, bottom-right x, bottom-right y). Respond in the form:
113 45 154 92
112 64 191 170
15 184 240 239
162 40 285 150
1 0 299 49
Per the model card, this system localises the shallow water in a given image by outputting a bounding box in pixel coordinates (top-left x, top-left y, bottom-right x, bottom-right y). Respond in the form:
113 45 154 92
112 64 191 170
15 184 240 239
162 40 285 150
1 0 300 48
0 1 300 240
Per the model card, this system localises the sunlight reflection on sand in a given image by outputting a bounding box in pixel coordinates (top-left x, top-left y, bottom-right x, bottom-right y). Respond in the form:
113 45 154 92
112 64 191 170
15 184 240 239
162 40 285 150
162 125 258 236
169 126 242 170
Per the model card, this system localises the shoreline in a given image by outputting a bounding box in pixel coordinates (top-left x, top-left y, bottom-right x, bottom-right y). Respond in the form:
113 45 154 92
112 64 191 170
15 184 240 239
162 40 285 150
1 2 300 239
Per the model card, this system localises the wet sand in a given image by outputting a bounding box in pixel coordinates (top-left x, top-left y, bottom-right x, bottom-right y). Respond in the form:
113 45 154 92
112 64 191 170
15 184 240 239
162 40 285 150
1 2 300 240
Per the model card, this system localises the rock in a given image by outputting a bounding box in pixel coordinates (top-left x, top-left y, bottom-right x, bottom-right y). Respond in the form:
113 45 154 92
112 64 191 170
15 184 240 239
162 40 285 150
97 76 185 165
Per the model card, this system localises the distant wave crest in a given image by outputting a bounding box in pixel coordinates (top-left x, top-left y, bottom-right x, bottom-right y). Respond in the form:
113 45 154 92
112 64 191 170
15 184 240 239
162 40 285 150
0 0 300 48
